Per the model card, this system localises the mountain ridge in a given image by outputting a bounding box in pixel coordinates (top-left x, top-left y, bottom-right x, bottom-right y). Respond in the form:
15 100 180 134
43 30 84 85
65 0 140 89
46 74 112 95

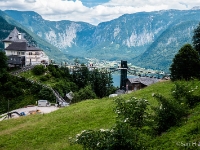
3 9 200 71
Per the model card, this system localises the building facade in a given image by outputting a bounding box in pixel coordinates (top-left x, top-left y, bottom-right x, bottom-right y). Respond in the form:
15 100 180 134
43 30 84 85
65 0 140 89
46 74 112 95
3 27 49 67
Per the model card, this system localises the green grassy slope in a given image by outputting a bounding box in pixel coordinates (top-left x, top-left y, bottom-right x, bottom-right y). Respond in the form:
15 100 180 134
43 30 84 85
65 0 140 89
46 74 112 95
1 80 200 150
0 99 116 150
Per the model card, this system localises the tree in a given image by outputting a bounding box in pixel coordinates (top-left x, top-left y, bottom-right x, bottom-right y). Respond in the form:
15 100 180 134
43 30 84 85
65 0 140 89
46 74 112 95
32 65 46 75
193 22 200 55
0 51 8 78
72 85 97 103
170 44 200 81
72 64 90 89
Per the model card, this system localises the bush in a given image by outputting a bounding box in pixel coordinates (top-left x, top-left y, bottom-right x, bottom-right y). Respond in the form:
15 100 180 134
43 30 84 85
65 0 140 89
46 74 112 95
38 88 56 102
72 97 150 149
32 65 46 75
152 93 188 134
40 74 51 81
72 85 97 103
115 97 150 129
172 81 200 107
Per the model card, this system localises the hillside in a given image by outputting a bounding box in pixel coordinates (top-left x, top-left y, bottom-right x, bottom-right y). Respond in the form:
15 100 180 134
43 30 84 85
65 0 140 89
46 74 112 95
1 80 200 149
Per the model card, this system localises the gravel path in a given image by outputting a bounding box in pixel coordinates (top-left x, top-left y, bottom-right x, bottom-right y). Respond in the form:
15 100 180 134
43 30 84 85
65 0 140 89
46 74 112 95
0 106 59 121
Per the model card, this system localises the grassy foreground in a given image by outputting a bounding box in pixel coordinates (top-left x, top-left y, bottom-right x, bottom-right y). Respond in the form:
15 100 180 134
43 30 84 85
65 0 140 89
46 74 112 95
1 80 200 149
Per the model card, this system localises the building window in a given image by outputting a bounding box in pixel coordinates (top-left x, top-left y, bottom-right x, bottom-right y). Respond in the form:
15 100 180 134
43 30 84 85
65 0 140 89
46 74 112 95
17 52 20 55
29 52 32 55
21 52 25 55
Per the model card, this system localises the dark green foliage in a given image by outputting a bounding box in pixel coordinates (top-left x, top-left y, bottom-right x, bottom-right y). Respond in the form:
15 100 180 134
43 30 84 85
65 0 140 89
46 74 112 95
0 74 55 114
73 97 150 149
72 85 97 103
170 44 200 81
89 69 115 98
38 88 56 102
32 65 46 75
53 81 78 98
71 63 115 98
72 64 90 89
193 22 200 54
0 51 8 78
152 93 188 135
40 74 51 81
75 123 145 150
47 64 63 78
172 81 200 107
115 97 150 129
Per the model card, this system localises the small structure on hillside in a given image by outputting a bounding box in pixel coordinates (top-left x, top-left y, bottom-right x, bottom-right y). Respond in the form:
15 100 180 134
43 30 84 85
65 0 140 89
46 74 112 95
65 91 74 103
126 77 159 91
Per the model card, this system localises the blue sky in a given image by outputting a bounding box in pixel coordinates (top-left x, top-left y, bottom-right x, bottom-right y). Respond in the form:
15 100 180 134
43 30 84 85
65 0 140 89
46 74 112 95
81 0 109 7
0 0 199 25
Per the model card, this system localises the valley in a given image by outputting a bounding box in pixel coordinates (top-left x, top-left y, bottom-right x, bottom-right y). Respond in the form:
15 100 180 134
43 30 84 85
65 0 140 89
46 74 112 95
1 8 200 72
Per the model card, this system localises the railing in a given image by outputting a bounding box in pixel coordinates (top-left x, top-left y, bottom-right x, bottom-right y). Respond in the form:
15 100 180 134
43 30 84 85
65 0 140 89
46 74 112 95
10 66 68 105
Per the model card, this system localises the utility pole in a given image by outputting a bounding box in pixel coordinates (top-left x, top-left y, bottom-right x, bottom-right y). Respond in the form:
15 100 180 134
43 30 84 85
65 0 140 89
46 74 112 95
8 99 9 113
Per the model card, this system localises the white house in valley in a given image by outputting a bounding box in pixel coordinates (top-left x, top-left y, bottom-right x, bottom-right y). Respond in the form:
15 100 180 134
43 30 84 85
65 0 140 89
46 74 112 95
3 27 49 67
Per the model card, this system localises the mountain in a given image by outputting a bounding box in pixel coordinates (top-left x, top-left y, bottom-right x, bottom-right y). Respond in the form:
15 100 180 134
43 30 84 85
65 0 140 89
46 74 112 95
0 10 77 63
4 10 95 58
4 9 200 71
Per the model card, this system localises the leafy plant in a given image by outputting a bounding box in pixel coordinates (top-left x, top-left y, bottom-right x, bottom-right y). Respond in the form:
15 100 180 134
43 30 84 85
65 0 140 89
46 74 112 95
170 44 200 81
32 65 46 75
72 97 150 149
152 93 188 134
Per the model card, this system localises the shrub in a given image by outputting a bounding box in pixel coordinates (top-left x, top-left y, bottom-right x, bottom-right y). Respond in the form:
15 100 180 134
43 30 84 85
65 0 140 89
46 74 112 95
32 65 46 75
38 88 56 102
152 93 188 134
72 85 97 103
172 81 200 107
40 74 51 81
72 97 150 149
115 97 150 129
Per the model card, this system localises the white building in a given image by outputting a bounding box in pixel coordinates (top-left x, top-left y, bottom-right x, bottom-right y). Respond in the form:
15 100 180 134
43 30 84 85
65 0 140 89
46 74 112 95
3 27 49 67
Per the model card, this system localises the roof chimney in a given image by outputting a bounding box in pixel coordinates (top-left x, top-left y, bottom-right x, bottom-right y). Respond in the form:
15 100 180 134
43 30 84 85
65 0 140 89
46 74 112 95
18 33 21 39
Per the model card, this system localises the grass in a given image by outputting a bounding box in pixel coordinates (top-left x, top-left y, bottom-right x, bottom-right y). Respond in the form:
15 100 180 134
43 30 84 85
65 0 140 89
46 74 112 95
1 80 200 149
0 98 116 150
19 70 57 87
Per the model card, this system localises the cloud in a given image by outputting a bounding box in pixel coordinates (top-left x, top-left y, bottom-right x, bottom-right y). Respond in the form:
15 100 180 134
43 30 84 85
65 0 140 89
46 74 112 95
24 0 36 3
0 0 199 25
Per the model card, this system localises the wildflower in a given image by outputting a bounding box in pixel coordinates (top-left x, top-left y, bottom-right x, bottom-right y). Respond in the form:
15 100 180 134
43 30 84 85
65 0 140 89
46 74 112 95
76 134 80 138
81 130 86 134
124 118 128 122
100 129 105 132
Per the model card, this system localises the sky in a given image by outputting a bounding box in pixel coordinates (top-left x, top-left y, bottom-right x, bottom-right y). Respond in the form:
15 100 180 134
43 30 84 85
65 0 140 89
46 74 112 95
0 0 199 25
